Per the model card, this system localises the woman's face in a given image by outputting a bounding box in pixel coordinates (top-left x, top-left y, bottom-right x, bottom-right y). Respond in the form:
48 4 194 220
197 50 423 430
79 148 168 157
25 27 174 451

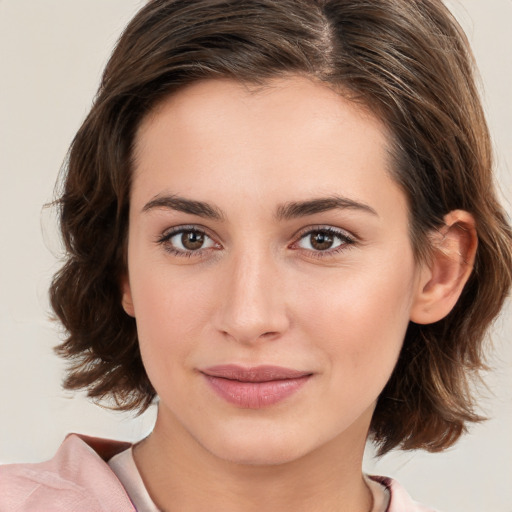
123 76 424 465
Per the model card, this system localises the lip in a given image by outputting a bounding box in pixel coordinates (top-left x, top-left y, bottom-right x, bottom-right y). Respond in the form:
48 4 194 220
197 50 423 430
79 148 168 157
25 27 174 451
200 365 312 409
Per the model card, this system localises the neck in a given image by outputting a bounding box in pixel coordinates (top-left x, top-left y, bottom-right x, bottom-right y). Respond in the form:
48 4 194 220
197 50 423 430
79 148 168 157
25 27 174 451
134 410 373 512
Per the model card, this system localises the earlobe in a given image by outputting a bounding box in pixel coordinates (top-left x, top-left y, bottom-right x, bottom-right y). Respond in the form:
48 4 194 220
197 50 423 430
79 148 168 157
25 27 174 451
410 210 478 325
121 276 135 317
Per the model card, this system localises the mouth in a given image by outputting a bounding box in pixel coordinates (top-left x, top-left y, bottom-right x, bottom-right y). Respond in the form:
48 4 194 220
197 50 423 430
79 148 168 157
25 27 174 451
200 365 313 409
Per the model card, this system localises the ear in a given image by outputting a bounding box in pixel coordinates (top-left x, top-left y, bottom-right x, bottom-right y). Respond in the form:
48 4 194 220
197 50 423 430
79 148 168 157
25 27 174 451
121 274 135 317
410 210 478 325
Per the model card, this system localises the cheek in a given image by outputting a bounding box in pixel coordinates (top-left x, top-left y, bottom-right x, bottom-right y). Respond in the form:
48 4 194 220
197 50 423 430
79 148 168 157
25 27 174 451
128 265 209 375
131 254 213 329
128 256 233 398
296 255 417 385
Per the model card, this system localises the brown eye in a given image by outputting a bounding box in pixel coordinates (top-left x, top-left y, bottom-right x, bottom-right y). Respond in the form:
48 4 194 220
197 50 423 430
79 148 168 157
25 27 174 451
309 231 334 251
161 228 217 255
181 230 205 250
295 227 354 254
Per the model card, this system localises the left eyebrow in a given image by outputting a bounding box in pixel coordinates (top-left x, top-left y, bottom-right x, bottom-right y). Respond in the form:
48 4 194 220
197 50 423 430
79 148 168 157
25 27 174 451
275 195 378 220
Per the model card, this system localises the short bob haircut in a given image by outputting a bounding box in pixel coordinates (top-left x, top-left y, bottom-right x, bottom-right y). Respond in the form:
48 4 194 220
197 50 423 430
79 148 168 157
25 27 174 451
51 0 512 455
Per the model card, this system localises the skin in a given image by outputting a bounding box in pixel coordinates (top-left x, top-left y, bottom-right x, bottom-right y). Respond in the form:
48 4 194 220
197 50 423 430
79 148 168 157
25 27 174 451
122 76 476 512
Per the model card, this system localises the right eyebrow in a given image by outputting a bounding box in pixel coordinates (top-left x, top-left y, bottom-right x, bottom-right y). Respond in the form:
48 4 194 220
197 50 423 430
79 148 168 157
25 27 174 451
141 195 225 221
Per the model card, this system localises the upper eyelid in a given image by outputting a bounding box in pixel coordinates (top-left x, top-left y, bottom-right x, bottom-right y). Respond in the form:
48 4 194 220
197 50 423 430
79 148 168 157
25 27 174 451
292 224 357 241
158 224 216 241
158 223 354 235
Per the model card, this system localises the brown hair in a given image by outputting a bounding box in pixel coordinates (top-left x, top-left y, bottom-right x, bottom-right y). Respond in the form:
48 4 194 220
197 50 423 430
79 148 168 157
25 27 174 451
50 0 512 455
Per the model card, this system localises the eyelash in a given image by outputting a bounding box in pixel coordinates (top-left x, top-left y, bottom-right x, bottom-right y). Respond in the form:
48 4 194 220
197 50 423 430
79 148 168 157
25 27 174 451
156 225 357 258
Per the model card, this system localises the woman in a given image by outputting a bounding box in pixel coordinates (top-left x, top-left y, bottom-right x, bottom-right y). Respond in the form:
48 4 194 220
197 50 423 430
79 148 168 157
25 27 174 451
1 1 511 511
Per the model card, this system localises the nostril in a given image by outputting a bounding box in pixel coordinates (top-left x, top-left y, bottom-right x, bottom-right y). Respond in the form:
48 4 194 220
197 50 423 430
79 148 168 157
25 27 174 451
218 328 282 344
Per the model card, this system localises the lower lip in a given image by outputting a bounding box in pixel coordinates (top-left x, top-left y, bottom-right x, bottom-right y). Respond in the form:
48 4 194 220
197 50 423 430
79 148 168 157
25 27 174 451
203 374 311 409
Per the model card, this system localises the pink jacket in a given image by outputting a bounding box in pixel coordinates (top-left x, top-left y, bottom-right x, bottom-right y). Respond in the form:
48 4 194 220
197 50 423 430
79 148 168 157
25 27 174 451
0 434 437 511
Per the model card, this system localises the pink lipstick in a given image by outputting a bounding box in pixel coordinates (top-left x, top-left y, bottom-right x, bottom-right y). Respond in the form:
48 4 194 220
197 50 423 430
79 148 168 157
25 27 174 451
200 365 312 408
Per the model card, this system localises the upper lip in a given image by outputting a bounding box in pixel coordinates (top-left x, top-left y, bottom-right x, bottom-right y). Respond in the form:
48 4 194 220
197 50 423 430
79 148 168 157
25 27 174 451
201 365 312 382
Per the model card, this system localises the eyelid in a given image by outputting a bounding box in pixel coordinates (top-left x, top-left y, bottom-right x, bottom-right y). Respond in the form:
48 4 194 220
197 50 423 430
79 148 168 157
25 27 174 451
158 223 220 240
293 224 357 242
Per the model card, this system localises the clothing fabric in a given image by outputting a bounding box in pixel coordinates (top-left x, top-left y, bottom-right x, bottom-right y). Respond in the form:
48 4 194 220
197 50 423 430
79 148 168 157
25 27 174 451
0 434 439 512
0 435 134 512
108 447 159 512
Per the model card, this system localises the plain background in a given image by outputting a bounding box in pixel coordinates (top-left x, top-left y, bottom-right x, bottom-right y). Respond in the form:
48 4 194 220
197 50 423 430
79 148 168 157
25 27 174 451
0 1 510 511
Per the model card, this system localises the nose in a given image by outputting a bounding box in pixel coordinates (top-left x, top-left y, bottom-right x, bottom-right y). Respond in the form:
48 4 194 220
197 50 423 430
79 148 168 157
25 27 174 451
214 250 290 345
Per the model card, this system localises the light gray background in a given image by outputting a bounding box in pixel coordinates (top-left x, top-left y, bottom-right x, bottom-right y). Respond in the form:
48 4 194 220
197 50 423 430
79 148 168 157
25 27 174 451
0 1 510 511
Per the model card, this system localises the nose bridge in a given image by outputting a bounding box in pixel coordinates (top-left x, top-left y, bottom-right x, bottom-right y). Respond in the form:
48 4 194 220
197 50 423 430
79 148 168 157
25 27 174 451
216 244 289 343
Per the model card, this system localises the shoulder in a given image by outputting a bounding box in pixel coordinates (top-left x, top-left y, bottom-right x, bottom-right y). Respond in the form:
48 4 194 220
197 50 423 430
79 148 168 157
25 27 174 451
370 475 442 512
0 434 135 512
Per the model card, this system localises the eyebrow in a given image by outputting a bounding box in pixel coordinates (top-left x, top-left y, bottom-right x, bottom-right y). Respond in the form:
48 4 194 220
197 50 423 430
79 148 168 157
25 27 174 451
275 196 378 220
141 194 378 221
142 195 225 220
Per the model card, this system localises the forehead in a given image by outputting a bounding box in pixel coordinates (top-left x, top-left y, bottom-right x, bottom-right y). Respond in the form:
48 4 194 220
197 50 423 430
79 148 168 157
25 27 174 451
136 77 390 150
131 76 403 218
